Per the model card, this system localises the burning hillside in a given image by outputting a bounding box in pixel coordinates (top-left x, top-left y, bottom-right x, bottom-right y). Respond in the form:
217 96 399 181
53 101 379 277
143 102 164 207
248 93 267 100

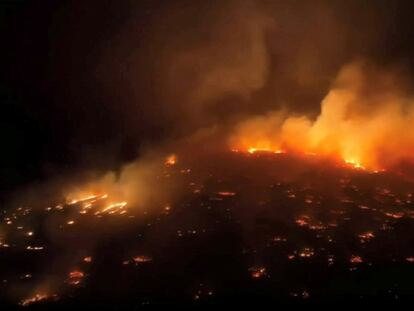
2 151 414 306
3 0 414 307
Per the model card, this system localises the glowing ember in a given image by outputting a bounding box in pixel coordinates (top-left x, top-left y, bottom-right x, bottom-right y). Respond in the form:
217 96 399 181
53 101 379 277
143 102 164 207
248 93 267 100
95 201 128 215
217 191 236 196
299 248 315 258
228 62 414 172
20 294 50 306
67 194 102 205
358 231 375 242
132 255 152 264
4 130 414 305
295 216 309 226
165 154 177 166
384 212 404 219
249 267 267 279
26 246 44 251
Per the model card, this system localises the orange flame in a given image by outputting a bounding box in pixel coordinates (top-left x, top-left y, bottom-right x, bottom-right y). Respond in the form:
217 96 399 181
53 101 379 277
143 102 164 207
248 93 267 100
229 62 414 171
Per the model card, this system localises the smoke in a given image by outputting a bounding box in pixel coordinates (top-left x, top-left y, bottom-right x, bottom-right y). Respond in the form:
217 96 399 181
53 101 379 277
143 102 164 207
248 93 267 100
5 0 414 304
166 1 272 107
229 61 414 170
89 0 399 159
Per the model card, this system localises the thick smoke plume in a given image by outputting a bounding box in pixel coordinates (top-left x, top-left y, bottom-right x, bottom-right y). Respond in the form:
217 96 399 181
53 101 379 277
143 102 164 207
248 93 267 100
4 0 414 304
229 61 414 170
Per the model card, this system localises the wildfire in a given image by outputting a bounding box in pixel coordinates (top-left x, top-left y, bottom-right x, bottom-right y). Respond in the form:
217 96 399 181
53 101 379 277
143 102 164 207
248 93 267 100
65 191 129 217
384 212 404 219
26 246 44 251
350 255 363 264
20 294 50 306
236 147 375 171
299 248 315 258
132 255 152 264
67 194 105 205
122 255 153 265
67 270 85 285
358 231 375 242
295 215 309 226
249 267 267 279
83 256 93 263
96 201 127 215
345 159 365 170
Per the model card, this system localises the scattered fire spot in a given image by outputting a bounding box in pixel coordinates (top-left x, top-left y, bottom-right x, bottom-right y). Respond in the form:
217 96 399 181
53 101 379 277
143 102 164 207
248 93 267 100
67 270 85 286
385 212 404 219
133 256 152 264
165 154 177 166
299 248 315 258
358 231 375 242
249 267 267 279
217 191 236 197
295 216 309 226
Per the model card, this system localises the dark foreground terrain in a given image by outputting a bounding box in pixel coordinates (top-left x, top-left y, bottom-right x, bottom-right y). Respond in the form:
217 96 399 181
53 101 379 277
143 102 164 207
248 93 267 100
2 151 414 308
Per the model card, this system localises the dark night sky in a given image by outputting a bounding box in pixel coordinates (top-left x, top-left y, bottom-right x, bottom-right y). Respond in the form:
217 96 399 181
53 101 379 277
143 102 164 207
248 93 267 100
2 0 414 200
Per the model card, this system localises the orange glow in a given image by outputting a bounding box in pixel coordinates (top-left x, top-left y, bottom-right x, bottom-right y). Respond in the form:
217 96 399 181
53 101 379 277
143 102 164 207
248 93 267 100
385 212 404 219
96 201 127 215
67 194 102 205
228 62 414 171
165 154 177 166
344 159 365 170
249 267 266 278
232 147 376 171
247 147 285 154
20 294 49 306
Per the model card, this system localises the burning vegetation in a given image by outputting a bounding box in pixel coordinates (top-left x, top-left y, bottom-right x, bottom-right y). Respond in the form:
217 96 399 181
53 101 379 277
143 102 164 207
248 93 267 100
4 0 414 306
2 150 414 305
229 62 414 172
